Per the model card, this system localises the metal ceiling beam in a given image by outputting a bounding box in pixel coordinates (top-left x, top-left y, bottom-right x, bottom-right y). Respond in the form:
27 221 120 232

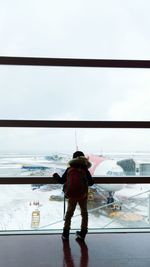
0 56 150 68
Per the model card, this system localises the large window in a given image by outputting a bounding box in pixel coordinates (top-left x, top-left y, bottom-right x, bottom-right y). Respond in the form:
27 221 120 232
1 0 150 233
1 66 150 121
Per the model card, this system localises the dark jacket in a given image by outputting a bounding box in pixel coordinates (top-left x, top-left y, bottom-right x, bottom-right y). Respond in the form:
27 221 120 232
54 156 94 186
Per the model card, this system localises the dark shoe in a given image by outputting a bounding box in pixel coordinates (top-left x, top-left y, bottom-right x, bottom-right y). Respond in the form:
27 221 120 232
76 229 87 240
61 230 69 240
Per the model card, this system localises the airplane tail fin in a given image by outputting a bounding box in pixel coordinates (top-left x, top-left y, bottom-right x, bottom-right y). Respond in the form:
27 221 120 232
87 154 106 176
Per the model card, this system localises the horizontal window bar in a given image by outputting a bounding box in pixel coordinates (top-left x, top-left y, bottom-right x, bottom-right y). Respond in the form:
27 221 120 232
0 120 150 128
0 177 149 184
1 57 150 68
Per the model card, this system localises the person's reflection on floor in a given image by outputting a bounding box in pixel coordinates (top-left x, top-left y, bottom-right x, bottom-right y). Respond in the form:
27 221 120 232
62 240 74 267
62 239 89 267
76 239 89 267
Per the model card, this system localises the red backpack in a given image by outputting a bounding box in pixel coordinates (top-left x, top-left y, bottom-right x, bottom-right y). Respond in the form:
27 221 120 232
63 167 88 199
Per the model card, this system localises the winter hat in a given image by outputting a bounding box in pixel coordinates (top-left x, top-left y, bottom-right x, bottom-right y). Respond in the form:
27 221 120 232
73 151 85 158
69 151 92 168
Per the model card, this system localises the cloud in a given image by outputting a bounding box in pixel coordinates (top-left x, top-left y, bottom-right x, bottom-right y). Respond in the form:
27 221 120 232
1 0 150 58
1 1 150 153
109 70 150 120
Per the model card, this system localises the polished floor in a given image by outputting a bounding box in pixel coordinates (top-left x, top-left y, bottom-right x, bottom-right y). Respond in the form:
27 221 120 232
1 232 150 267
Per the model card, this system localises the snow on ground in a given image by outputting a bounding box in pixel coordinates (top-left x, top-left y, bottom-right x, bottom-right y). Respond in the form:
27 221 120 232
0 183 149 231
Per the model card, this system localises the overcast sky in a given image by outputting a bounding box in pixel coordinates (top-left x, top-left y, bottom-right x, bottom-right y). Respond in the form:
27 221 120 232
0 0 150 154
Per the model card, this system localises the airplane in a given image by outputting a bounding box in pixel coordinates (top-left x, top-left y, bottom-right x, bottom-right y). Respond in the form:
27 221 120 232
87 154 125 204
48 153 125 206
21 152 125 205
74 131 125 203
20 153 139 209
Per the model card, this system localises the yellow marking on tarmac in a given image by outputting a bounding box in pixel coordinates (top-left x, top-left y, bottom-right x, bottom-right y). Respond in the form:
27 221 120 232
109 211 143 221
121 213 143 221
